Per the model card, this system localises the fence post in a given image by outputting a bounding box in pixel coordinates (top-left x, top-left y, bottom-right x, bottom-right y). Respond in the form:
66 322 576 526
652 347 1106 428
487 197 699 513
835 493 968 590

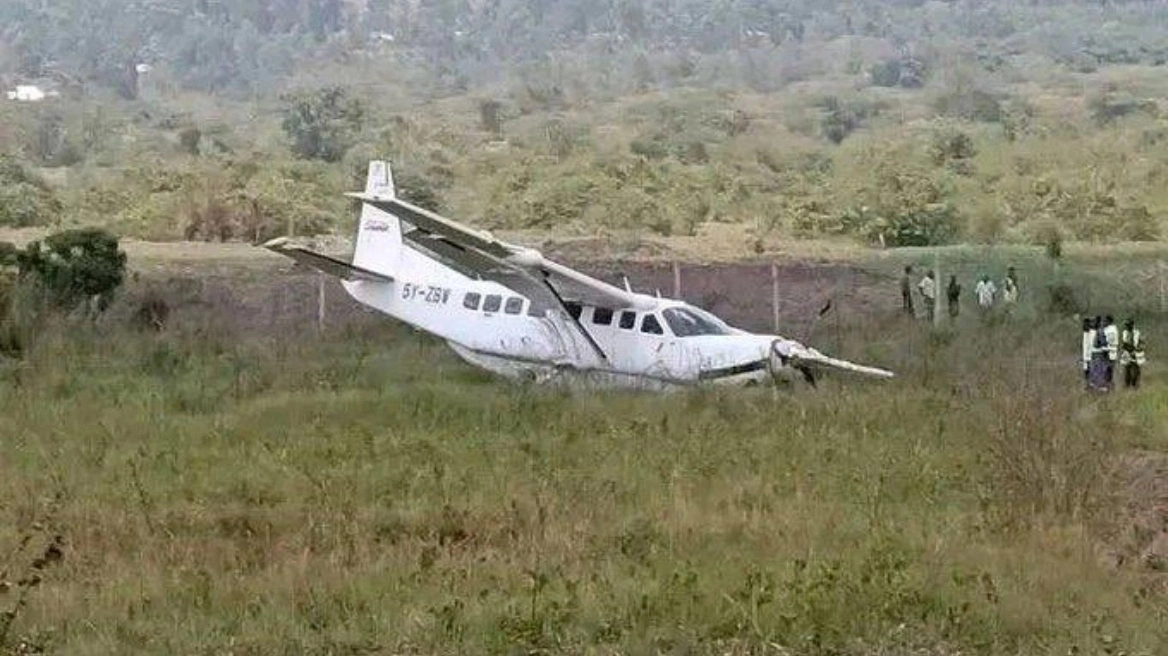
933 252 944 329
317 273 326 334
771 262 781 333
672 260 681 299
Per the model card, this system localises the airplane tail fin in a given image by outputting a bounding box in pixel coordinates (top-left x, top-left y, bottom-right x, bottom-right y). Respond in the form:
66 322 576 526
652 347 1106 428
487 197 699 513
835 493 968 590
352 160 403 276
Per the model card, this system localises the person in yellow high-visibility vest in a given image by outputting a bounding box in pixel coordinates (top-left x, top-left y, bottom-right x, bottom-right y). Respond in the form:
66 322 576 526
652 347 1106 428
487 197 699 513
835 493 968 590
1121 318 1146 389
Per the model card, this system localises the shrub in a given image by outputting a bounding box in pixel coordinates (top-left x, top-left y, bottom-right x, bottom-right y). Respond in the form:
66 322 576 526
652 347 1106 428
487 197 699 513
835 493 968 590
934 88 1003 123
0 183 61 228
869 59 902 87
818 96 872 144
1088 91 1157 126
280 87 365 162
16 228 127 315
876 202 962 247
178 126 202 155
0 242 17 267
929 129 977 167
869 57 926 88
0 156 60 227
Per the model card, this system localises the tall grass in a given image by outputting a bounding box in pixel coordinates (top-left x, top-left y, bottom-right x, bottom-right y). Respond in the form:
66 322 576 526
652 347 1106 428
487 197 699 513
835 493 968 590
0 296 1165 654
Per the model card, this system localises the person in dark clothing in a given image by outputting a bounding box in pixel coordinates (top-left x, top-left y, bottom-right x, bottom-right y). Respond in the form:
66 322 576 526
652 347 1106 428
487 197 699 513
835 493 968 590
901 265 914 317
1088 316 1111 392
946 275 961 318
1121 318 1145 389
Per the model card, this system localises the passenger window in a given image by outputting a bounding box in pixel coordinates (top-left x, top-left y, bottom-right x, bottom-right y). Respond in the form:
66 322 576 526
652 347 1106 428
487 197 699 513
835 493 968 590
504 297 524 315
483 295 502 313
565 302 583 320
463 292 481 310
619 311 636 330
592 307 614 325
641 314 664 335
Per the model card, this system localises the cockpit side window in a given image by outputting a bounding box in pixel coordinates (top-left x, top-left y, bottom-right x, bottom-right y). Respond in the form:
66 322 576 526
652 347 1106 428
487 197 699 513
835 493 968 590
463 292 482 310
640 314 664 335
483 294 502 313
504 297 524 315
592 307 614 325
662 307 732 337
618 311 636 330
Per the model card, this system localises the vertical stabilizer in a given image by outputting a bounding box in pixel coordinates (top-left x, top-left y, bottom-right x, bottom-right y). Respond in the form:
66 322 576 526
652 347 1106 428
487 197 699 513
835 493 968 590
365 160 395 199
352 160 402 275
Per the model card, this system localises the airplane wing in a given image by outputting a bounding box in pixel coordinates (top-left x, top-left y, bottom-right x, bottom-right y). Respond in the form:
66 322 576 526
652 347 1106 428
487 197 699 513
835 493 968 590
349 194 654 311
263 238 393 283
773 339 895 379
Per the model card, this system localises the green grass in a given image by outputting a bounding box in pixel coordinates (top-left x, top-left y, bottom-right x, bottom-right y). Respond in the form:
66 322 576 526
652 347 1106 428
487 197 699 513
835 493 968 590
1 287 1166 654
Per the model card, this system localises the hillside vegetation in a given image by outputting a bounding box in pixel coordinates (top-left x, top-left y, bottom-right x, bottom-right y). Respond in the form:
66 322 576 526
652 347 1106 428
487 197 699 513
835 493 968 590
0 0 1166 246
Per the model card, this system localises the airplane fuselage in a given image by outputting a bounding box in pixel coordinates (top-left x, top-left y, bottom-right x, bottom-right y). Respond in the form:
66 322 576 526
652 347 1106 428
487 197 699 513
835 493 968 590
341 270 780 388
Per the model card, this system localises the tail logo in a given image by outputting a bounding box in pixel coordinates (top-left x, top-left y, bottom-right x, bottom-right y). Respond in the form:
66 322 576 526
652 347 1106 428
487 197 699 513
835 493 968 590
363 219 390 232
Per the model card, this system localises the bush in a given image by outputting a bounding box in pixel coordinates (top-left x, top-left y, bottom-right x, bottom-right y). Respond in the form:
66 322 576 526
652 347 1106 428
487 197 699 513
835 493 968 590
0 183 61 227
818 96 874 145
869 59 902 87
280 87 365 162
178 126 202 155
17 228 127 315
934 88 1003 123
869 57 926 88
1088 91 1157 126
929 129 977 167
0 156 60 227
875 203 962 247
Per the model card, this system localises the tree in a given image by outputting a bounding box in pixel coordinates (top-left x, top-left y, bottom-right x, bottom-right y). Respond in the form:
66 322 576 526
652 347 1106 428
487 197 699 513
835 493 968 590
280 87 365 162
17 228 127 315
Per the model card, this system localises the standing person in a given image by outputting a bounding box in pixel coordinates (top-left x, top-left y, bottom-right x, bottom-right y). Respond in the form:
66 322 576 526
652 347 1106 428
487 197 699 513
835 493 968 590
1103 315 1120 386
917 270 936 321
1003 266 1019 307
1081 317 1095 388
900 265 915 317
974 275 996 314
1088 316 1111 392
947 274 961 318
1121 318 1146 389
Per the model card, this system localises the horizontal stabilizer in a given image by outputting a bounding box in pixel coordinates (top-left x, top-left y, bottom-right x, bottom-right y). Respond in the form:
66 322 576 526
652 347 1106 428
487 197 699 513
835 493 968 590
263 238 393 283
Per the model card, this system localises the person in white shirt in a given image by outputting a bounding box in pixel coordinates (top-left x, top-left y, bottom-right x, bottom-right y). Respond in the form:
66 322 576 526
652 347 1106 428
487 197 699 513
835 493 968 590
974 275 996 311
1103 315 1120 386
1081 317 1094 388
917 270 936 320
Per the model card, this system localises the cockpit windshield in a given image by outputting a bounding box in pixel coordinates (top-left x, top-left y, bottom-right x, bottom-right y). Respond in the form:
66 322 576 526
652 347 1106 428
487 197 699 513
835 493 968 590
662 307 733 337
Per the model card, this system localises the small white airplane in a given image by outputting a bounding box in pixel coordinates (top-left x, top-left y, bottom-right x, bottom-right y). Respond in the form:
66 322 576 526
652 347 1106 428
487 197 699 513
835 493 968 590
263 161 894 389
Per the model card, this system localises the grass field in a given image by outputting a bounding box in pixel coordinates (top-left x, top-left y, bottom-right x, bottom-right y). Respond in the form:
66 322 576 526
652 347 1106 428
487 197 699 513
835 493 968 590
1 248 1167 655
